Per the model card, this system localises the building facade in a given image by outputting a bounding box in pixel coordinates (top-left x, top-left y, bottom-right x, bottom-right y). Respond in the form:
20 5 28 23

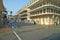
0 0 7 27
17 0 60 25
17 7 30 22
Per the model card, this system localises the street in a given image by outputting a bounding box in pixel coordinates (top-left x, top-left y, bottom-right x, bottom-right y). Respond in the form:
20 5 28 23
15 22 60 40
0 0 60 40
0 22 60 40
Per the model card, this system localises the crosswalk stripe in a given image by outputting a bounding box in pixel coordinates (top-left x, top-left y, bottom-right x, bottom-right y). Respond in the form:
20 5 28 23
13 31 22 40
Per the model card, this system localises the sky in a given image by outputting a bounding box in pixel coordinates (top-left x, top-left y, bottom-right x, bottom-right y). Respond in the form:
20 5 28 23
3 0 30 15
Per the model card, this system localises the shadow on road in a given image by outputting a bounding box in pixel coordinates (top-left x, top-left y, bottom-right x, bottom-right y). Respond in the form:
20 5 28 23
40 33 60 40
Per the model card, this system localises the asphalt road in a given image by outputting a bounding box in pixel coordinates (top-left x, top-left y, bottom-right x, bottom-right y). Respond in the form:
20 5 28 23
0 31 18 40
0 22 60 40
0 22 34 40
15 22 60 40
15 27 60 40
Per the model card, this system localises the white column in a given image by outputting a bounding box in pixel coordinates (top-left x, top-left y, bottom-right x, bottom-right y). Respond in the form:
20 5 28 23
27 12 31 21
46 8 47 13
52 14 55 24
57 17 59 24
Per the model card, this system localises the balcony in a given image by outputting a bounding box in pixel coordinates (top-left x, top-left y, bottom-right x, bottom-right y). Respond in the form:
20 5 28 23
27 0 39 7
29 4 60 12
20 16 27 18
30 13 60 17
19 13 27 16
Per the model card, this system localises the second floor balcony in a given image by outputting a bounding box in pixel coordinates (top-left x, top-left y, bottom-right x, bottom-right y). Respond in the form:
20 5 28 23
29 4 60 12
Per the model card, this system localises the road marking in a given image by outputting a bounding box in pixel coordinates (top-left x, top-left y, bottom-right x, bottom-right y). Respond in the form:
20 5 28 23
13 31 21 40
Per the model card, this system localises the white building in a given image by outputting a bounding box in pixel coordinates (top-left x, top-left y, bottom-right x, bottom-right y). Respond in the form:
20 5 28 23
17 0 60 25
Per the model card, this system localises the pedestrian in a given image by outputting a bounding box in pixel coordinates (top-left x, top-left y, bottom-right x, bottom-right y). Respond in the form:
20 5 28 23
7 20 10 24
34 21 36 24
12 21 17 29
54 21 57 26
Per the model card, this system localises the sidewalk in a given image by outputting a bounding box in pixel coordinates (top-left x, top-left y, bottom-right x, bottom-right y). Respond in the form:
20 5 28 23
0 25 12 32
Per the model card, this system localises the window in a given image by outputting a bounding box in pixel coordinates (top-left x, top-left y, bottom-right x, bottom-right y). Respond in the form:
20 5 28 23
51 9 53 13
46 1 49 4
40 10 42 13
58 11 60 14
40 4 42 6
47 8 50 12
43 2 46 5
43 9 46 13
55 10 58 13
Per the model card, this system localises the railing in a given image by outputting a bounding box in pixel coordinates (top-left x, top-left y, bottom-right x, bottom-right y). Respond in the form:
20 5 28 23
29 4 60 12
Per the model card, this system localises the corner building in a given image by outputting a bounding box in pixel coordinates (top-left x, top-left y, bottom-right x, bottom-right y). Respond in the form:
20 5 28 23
27 0 60 25
17 7 30 22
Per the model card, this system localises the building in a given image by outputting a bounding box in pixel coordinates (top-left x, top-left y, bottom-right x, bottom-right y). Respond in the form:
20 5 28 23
8 15 16 23
0 0 6 11
0 0 7 27
17 0 60 25
17 7 30 22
